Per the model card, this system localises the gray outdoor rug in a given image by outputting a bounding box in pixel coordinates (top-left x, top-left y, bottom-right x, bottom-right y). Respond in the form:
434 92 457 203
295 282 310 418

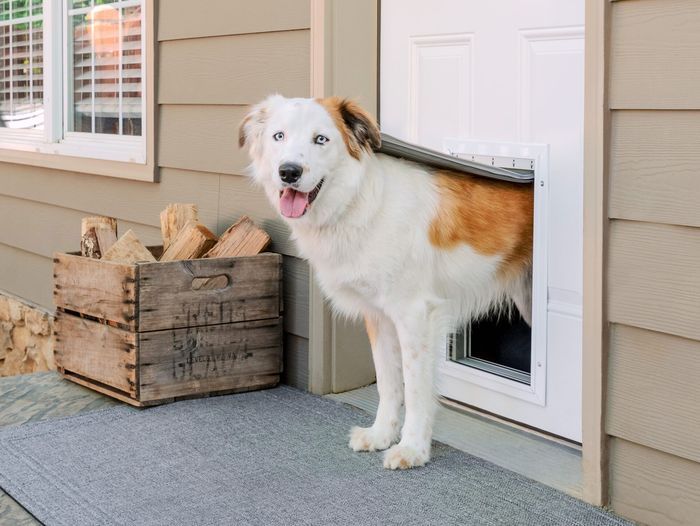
0 386 630 526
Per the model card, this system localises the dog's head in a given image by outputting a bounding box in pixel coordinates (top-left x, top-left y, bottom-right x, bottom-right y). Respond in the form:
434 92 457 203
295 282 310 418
239 95 380 224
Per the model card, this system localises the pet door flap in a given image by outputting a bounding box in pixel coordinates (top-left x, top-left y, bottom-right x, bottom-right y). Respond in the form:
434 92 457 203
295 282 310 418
376 133 534 184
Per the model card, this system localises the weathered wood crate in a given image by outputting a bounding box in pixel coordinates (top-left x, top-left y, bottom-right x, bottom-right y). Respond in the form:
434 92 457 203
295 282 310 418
53 250 283 406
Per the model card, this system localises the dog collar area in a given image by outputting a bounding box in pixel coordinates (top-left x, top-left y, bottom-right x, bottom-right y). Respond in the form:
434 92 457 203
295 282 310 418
375 133 535 184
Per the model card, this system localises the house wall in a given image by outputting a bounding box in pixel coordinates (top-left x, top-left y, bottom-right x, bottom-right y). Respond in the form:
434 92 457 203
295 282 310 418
605 1 700 524
0 0 312 388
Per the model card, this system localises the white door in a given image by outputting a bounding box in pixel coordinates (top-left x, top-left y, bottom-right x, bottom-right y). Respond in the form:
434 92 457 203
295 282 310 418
380 0 585 441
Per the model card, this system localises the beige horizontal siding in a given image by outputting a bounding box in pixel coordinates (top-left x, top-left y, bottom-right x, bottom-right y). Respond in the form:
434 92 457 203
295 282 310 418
0 243 53 307
0 194 167 259
0 163 220 230
158 105 249 175
608 324 700 463
159 30 310 105
609 111 700 227
158 0 309 41
609 0 700 109
607 220 700 341
610 438 700 526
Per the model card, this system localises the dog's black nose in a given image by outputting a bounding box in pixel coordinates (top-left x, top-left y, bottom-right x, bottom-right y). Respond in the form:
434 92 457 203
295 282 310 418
279 163 303 184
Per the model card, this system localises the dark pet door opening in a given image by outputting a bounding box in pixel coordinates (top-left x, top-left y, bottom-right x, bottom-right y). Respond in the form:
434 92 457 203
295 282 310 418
449 310 531 385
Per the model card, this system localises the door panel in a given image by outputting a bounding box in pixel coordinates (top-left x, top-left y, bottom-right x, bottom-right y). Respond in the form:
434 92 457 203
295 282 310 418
380 0 584 441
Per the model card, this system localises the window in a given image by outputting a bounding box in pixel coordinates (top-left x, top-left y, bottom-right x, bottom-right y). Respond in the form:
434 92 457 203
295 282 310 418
0 0 147 164
0 0 43 132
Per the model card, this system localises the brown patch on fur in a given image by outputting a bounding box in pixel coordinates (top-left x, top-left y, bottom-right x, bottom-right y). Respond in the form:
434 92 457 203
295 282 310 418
364 315 377 349
429 170 533 279
318 97 381 160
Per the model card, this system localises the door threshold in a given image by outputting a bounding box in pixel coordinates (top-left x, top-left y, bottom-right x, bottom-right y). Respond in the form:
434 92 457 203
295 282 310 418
439 396 582 450
327 384 582 498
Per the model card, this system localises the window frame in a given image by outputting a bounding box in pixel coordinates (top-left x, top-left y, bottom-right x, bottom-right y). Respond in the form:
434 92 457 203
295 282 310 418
0 0 156 181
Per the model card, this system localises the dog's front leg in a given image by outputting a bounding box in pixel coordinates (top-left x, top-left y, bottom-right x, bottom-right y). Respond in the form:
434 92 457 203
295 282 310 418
383 307 436 469
349 312 402 452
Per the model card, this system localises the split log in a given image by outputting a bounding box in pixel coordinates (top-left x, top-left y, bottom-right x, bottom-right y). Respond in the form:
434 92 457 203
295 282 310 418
80 216 118 258
160 204 198 251
102 230 157 264
80 228 101 259
205 216 271 258
159 220 217 261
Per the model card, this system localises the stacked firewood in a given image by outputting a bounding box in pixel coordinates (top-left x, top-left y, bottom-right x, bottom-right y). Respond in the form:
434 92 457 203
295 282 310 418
79 204 271 263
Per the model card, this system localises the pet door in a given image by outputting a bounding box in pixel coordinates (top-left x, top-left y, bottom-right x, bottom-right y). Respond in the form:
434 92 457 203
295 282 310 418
449 313 531 385
436 139 549 408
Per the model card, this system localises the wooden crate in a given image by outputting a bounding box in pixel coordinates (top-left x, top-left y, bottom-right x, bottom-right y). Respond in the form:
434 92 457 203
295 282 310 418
53 250 283 406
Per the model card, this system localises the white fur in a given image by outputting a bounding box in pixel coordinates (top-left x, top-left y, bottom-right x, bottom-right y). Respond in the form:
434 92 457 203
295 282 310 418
241 96 530 469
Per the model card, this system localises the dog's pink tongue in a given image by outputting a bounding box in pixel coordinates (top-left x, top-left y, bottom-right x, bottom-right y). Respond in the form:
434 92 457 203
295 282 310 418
280 188 309 218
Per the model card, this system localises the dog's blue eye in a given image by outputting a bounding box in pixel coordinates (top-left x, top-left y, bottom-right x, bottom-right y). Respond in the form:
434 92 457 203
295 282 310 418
273 131 285 141
315 135 329 145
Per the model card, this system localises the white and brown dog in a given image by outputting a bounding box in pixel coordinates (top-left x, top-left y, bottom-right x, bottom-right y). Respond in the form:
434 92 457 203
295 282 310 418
239 95 533 470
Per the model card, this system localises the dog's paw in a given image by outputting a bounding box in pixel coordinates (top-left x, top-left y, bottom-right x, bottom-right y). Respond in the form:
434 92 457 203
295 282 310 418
348 425 397 452
383 444 430 470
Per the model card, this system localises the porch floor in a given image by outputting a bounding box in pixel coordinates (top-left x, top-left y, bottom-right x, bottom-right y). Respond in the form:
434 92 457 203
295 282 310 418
0 373 606 525
329 384 582 497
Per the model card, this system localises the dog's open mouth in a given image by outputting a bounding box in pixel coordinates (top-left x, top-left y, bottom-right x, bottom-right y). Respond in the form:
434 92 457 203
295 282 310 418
279 179 324 218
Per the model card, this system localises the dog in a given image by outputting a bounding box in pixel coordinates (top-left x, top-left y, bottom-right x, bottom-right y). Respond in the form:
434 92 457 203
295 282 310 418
239 95 533 469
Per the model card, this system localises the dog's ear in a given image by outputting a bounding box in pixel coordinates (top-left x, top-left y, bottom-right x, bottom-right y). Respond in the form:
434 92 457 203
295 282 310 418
239 95 282 154
337 99 382 152
320 97 381 159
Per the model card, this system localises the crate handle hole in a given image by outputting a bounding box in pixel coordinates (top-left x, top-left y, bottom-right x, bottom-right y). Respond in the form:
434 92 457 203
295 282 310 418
191 275 231 291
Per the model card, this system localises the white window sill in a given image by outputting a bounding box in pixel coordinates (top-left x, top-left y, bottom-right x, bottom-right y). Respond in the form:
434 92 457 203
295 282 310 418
0 139 157 182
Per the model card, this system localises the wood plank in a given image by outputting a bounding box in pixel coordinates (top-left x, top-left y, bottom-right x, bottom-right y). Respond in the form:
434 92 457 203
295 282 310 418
158 0 309 41
610 438 700 526
0 164 219 232
137 253 282 332
158 105 251 175
218 174 298 257
610 0 700 109
81 216 118 258
102 229 157 264
61 371 145 407
138 318 282 400
609 110 700 227
607 220 700 341
282 333 309 390
608 324 700 463
56 313 137 395
159 30 310 104
160 203 198 251
205 216 271 258
54 252 138 329
283 256 309 338
159 221 217 261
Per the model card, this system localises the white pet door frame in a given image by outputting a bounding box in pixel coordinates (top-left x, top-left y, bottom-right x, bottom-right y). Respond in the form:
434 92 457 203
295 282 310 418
438 139 549 407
